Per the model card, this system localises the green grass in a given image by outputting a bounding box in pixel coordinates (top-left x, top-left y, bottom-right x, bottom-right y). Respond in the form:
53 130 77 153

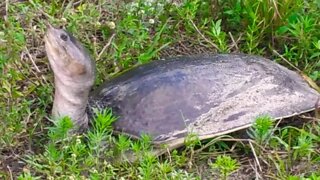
0 0 320 179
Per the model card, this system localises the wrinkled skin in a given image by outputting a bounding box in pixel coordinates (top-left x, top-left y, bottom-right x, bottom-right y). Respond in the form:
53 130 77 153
45 24 95 129
45 26 319 150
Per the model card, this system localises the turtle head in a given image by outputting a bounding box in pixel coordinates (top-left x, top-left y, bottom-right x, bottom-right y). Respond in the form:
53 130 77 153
45 24 95 82
45 24 95 130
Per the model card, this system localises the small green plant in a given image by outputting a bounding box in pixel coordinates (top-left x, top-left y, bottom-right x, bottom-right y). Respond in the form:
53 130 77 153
176 0 201 21
157 161 174 177
210 155 240 180
138 151 158 179
247 115 274 145
244 17 265 54
277 13 320 75
292 131 315 161
92 108 117 133
17 171 40 180
171 149 188 167
115 134 132 154
287 173 320 180
25 110 118 178
47 116 74 141
208 19 228 52
184 132 201 149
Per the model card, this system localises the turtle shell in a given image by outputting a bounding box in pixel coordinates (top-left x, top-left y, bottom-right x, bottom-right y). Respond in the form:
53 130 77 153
89 54 319 147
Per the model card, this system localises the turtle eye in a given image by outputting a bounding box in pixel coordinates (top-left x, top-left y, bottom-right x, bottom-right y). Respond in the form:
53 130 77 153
60 33 68 41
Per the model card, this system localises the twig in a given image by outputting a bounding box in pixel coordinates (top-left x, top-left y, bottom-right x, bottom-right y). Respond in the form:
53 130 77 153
4 0 9 22
73 0 84 7
61 0 67 12
271 0 282 19
218 138 267 152
24 46 40 72
264 118 283 149
299 115 320 121
249 141 262 172
228 32 239 51
166 147 172 163
249 160 261 180
195 137 269 155
97 33 116 61
62 0 74 17
194 135 237 154
28 0 53 20
272 50 301 72
189 19 219 50
7 166 13 180
12 60 38 87
21 48 49 85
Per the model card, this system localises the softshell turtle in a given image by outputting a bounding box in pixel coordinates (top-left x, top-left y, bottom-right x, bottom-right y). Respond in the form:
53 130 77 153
44 25 319 152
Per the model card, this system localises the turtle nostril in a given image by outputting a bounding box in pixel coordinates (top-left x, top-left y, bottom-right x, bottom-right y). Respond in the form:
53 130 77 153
60 34 68 41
